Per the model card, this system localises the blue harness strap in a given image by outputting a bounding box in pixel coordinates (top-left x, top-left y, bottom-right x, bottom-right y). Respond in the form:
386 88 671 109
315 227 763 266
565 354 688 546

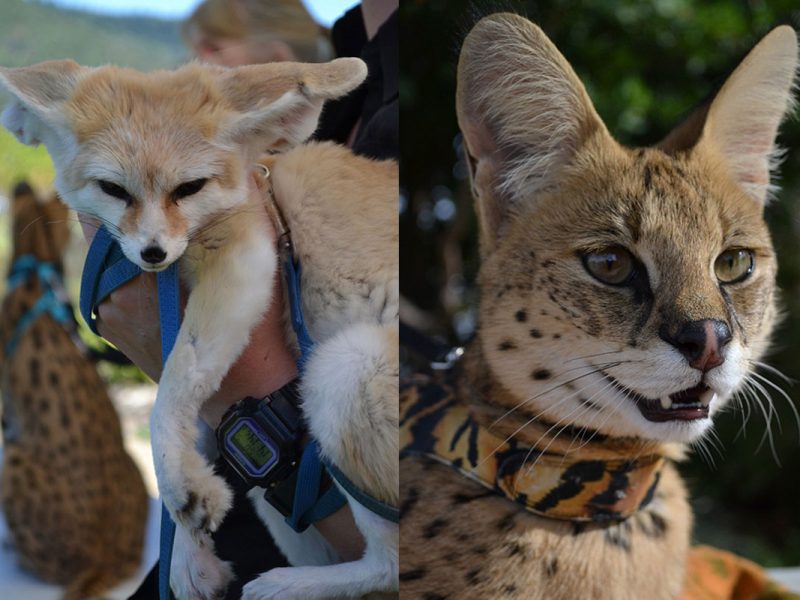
284 256 314 373
323 459 400 524
5 255 75 357
156 264 180 600
78 227 177 600
79 226 141 334
280 254 398 529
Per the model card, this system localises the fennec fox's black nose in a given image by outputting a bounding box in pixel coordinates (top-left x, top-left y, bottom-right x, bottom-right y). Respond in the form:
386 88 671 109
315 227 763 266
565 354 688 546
141 245 167 264
659 319 732 372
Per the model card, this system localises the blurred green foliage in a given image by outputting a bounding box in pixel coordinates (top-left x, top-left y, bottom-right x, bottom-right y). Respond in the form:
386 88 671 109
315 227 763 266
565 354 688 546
401 0 800 566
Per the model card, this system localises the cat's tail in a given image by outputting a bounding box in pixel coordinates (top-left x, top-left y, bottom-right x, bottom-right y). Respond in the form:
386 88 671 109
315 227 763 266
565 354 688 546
301 322 399 507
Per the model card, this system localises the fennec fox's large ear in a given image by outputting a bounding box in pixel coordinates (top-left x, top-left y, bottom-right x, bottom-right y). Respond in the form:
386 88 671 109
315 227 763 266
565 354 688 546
0 60 87 148
662 26 797 205
220 57 367 153
457 13 611 256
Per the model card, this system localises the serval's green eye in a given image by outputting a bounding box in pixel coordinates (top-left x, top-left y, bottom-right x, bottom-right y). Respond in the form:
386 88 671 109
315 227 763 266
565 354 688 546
583 246 635 286
715 249 754 284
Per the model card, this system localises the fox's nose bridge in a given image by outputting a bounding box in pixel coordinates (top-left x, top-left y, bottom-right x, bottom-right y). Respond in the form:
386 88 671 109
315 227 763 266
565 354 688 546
658 319 732 372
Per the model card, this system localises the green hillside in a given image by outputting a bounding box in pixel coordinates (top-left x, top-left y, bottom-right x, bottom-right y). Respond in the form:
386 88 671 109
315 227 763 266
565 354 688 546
0 0 186 69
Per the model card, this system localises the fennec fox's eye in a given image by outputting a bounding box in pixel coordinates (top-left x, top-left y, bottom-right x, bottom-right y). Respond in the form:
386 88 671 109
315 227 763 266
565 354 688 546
171 178 208 202
97 180 133 206
582 246 637 286
715 249 755 284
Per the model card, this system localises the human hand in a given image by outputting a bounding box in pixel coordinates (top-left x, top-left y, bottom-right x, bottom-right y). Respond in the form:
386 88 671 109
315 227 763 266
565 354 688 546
80 218 165 381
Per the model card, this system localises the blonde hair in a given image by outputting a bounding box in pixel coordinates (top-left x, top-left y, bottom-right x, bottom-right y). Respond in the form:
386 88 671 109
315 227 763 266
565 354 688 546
182 0 332 63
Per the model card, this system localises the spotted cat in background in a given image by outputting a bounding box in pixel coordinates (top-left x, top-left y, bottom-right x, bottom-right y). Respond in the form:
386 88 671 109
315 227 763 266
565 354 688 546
0 183 148 600
400 14 797 599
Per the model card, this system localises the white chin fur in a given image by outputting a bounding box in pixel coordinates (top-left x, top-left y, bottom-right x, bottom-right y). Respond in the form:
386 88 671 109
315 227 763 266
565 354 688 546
633 415 714 443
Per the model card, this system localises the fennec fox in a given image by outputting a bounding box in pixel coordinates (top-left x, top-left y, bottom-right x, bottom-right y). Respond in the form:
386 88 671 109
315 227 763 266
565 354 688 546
0 59 398 599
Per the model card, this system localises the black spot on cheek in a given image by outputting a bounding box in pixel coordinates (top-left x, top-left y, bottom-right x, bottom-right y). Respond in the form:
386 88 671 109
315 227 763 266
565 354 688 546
638 511 669 538
544 557 559 577
498 340 517 351
578 397 603 411
605 524 632 552
399 568 427 581
643 164 653 191
532 369 551 380
505 540 526 557
497 511 516 532
424 517 448 539
466 568 482 585
515 309 527 322
400 487 419 519
529 329 542 339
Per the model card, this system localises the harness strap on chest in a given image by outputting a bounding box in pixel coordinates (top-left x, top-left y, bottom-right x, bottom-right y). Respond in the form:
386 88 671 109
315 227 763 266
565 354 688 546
265 164 398 529
401 374 665 523
155 263 180 600
5 255 74 357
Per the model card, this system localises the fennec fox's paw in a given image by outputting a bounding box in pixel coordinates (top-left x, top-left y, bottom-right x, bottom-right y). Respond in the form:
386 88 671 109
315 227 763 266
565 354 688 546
171 527 234 600
161 449 233 535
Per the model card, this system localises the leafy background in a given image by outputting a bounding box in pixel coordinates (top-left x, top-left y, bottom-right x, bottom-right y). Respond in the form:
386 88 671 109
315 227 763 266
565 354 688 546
401 0 800 566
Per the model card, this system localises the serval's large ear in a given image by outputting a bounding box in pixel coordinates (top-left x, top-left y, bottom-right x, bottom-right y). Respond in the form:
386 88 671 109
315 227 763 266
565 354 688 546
0 60 86 149
219 58 367 153
457 13 612 256
663 26 798 205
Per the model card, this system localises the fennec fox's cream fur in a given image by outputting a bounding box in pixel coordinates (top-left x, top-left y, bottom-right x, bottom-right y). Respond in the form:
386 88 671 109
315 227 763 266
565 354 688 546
0 59 398 599
0 184 147 600
400 15 797 599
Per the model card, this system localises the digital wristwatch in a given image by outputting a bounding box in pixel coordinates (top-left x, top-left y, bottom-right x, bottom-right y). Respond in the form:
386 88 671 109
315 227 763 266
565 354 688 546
216 379 305 517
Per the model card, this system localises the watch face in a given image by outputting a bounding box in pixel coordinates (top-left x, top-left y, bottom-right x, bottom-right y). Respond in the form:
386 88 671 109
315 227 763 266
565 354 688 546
232 425 275 468
225 418 279 477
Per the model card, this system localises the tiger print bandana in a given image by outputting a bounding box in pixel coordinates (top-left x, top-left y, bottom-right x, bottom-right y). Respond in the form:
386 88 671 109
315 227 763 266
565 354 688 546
401 372 665 523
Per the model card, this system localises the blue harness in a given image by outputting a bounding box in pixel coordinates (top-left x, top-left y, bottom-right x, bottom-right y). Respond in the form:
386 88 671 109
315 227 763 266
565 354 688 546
5 255 74 357
79 215 398 599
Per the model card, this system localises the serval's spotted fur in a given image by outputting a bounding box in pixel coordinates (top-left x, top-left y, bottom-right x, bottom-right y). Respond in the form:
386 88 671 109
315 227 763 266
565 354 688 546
0 183 147 600
400 15 797 600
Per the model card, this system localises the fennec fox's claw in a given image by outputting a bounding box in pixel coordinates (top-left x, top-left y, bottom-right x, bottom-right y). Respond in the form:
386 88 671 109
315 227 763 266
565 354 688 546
159 448 233 535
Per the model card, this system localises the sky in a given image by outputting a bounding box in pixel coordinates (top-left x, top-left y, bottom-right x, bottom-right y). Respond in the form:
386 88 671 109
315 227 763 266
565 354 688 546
44 0 360 27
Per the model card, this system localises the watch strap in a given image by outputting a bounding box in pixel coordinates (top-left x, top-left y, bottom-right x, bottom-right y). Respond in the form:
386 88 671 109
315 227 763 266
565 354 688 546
261 379 303 433
263 468 299 517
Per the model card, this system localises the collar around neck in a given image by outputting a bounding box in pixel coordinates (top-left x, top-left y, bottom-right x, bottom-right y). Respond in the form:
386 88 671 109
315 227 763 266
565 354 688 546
400 372 665 523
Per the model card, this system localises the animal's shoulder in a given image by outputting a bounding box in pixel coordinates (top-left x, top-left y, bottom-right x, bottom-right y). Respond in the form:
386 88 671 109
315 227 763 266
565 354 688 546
267 142 397 272
266 143 398 339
